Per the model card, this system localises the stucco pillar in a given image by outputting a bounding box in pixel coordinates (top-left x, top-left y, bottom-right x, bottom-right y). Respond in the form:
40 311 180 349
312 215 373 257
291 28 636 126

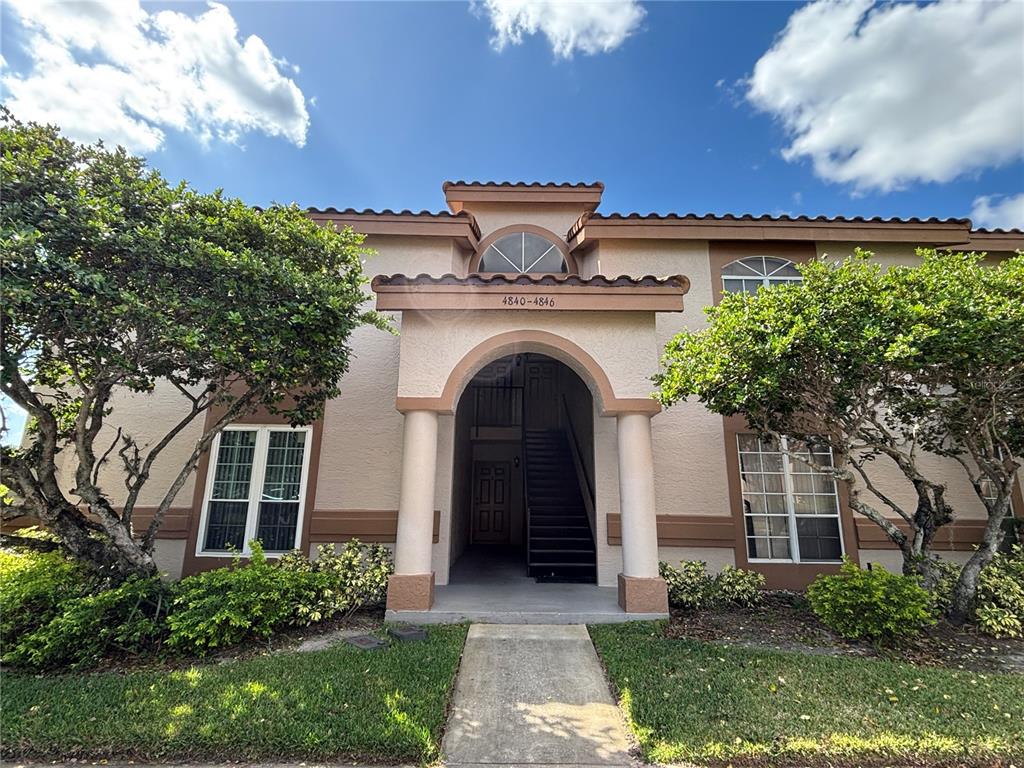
616 412 669 614
387 409 438 611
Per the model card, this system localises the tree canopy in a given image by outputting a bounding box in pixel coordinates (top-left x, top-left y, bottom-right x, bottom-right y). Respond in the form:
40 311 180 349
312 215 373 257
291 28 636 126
656 249 1023 619
1 110 385 577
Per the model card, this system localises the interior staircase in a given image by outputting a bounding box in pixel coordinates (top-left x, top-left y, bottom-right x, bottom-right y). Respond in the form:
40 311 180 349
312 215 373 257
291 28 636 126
524 428 597 583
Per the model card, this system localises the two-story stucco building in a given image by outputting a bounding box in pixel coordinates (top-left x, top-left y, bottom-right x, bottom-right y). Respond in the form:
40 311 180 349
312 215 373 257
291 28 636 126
92 180 1024 622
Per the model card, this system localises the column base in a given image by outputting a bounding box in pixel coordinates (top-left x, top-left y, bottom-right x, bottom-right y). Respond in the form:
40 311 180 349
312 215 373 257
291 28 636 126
618 573 669 614
386 572 435 611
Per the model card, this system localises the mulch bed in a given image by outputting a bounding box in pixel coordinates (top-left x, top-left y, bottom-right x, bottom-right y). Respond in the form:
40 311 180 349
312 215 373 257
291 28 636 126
664 591 1024 673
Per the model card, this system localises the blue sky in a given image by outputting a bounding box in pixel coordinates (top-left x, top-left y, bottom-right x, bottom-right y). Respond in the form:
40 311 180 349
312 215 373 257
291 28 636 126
1 1 1022 444
2 1 1022 223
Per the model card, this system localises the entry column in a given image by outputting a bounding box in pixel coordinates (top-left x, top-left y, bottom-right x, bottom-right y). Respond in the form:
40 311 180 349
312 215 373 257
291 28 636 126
387 409 438 611
616 412 669 613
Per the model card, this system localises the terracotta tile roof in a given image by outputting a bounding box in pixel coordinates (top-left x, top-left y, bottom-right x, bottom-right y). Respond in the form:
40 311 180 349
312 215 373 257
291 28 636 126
564 211 1015 247
371 272 688 289
307 207 481 241
442 180 604 191
971 227 1024 234
306 206 472 219
443 181 605 213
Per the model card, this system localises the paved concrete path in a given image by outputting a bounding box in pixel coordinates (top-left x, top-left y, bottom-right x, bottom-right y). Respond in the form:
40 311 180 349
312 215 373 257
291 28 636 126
442 624 635 767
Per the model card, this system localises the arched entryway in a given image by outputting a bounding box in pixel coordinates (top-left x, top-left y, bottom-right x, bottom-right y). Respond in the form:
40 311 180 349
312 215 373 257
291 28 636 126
386 328 669 620
449 353 596 584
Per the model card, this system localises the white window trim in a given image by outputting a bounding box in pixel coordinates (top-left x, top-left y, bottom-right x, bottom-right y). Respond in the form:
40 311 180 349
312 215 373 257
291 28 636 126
195 424 313 558
739 435 846 565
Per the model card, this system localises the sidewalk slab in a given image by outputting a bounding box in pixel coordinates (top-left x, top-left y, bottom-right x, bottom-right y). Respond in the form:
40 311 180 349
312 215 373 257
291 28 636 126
443 624 634 766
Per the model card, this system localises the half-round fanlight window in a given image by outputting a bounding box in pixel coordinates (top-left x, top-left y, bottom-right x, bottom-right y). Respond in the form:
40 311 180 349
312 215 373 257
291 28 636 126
478 231 567 274
721 256 802 294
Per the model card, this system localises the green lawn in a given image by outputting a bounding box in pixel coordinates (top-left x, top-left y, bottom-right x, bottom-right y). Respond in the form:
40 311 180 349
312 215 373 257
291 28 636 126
2 624 467 763
590 622 1024 766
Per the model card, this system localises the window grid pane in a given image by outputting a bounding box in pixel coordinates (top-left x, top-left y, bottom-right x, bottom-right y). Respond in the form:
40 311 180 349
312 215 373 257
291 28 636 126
738 434 842 562
203 428 307 554
256 431 306 551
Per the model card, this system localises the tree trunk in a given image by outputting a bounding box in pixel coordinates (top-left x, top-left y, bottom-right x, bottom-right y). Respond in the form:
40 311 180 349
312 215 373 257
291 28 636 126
948 504 1009 624
45 503 158 580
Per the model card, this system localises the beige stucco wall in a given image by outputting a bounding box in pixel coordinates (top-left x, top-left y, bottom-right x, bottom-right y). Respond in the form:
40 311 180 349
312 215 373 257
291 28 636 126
397 310 660 403
315 236 453 513
80 381 208 508
459 202 587 243
153 539 186 580
59 209 1019 586
587 240 734 528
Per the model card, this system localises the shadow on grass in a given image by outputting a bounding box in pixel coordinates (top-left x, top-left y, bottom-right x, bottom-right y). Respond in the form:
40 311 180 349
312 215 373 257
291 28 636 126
4 624 468 763
590 621 1023 767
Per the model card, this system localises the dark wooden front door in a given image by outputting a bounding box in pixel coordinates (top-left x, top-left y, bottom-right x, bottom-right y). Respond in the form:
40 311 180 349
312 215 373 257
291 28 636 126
524 360 558 429
471 460 511 543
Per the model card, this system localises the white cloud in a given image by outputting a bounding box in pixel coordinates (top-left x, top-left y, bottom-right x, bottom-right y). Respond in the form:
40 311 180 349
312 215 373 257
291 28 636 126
2 0 309 152
473 0 645 59
971 193 1024 231
747 0 1024 193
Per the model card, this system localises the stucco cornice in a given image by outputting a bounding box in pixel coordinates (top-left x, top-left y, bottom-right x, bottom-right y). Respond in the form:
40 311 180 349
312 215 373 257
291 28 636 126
443 181 604 212
567 212 985 250
371 273 689 312
307 208 480 249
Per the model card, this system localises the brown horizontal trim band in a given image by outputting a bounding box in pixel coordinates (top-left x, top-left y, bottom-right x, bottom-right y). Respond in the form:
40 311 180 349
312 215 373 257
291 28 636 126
3 508 192 541
855 519 988 551
308 509 441 544
606 513 736 547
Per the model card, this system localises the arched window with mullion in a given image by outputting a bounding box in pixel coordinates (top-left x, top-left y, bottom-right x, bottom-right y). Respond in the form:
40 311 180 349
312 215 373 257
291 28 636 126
478 231 566 274
722 256 802 295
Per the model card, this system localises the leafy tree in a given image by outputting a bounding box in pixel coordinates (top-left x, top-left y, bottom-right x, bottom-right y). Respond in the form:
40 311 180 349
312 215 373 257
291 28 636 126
656 250 1023 621
1 110 384 579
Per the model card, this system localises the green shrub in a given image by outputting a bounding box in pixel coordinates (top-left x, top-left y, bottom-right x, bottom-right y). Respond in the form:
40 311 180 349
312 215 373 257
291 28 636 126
713 565 765 607
4 576 170 669
660 560 714 610
975 545 1024 638
807 558 936 642
0 548 91 640
278 540 392 624
660 560 765 610
166 542 322 653
926 557 962 616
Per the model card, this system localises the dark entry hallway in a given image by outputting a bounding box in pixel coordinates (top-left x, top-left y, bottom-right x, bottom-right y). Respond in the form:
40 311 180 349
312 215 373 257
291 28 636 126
449 353 598 585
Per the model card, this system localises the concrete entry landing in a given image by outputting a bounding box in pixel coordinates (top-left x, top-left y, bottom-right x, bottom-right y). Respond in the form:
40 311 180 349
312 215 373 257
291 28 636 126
443 624 634 767
386 548 667 624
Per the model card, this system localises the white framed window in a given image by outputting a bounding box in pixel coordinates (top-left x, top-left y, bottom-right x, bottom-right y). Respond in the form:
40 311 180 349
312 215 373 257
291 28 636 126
197 425 312 556
737 434 844 563
722 256 802 295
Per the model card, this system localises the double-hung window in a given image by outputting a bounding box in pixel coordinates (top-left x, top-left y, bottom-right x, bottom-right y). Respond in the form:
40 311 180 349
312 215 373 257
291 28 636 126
737 434 844 563
199 426 311 555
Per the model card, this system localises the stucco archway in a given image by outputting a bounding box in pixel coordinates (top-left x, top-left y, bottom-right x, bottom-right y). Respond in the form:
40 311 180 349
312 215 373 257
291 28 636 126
397 329 660 417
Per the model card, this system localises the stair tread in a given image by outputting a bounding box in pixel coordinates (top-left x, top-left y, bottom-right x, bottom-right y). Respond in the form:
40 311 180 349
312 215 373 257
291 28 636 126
529 562 595 567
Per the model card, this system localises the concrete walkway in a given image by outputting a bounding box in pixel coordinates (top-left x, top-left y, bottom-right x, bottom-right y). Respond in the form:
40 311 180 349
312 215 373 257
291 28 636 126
443 624 635 767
